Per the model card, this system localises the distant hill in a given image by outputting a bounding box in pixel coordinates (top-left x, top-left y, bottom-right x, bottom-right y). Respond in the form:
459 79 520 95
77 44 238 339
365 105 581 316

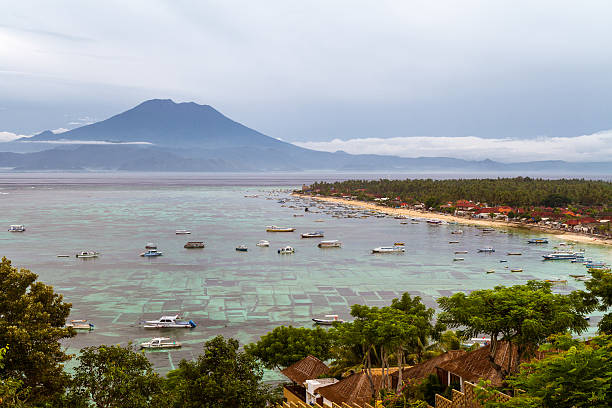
1 99 611 173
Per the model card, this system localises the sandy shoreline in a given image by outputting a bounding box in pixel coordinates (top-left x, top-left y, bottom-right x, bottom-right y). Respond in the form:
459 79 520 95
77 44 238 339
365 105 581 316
296 194 612 248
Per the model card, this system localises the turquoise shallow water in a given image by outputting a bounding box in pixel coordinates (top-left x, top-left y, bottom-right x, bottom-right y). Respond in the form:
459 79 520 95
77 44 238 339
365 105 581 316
0 182 610 373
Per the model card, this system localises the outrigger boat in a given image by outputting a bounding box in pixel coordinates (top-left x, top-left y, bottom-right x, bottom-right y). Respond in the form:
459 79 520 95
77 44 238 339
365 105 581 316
141 249 163 257
301 231 324 238
312 315 344 325
318 240 342 248
8 224 25 232
76 251 99 258
66 319 94 331
143 315 196 329
140 337 182 349
266 226 296 232
184 241 205 248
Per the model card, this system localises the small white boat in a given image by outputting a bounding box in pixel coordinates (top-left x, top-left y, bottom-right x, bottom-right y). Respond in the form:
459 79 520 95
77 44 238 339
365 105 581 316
507 252 522 256
318 240 342 248
145 243 157 249
140 337 182 350
256 240 270 247
66 319 94 330
454 250 468 254
143 315 196 329
8 224 25 232
372 246 405 254
175 230 191 234
141 249 163 257
266 226 296 232
76 251 99 258
56 254 70 258
301 231 324 238
278 246 295 254
312 315 344 325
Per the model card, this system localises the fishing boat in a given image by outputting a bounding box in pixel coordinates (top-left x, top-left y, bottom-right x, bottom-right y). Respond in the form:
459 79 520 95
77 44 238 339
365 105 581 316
477 248 495 253
140 337 182 350
141 249 163 257
145 243 157 249
312 315 344 325
507 252 522 256
175 230 191 234
8 224 25 232
256 240 270 247
184 241 205 248
266 226 296 232
278 246 295 254
511 269 523 272
318 240 342 248
76 251 99 258
143 315 196 329
56 254 70 258
394 242 405 246
486 270 495 274
372 246 405 254
301 231 324 238
527 238 548 244
500 259 508 263
66 319 94 331
454 250 468 254
236 245 248 252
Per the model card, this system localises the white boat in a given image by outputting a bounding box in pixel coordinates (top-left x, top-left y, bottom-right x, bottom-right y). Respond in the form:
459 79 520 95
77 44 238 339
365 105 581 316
372 246 405 254
76 251 99 258
140 337 182 349
312 315 344 325
278 246 295 254
8 224 25 232
236 245 248 252
140 249 163 257
145 242 157 249
454 250 468 254
318 240 342 248
256 240 270 247
266 226 296 232
543 252 583 260
143 315 196 329
477 248 495 253
66 319 94 330
507 252 522 256
175 230 191 234
449 240 460 244
451 230 463 234
301 231 324 238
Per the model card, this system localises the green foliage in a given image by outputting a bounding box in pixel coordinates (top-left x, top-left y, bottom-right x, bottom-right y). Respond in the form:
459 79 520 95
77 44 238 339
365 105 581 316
483 335 612 408
308 177 612 207
68 344 162 408
244 325 333 369
0 257 74 404
584 268 612 334
0 346 29 408
165 335 276 408
437 281 594 378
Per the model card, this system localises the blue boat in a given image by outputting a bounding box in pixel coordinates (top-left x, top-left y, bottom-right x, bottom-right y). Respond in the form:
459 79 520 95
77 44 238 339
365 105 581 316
141 249 163 257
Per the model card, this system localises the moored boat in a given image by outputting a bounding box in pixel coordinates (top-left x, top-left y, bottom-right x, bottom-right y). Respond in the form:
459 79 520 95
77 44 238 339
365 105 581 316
256 240 270 247
141 249 163 257
175 230 191 234
145 242 157 249
511 268 523 272
454 250 468 254
140 337 182 349
236 245 248 252
184 241 205 248
451 230 463 234
301 231 324 238
8 224 25 232
278 246 295 254
76 251 99 258
66 319 94 330
372 246 405 254
312 315 344 325
542 252 583 260
477 247 495 253
143 315 196 329
266 226 296 232
507 252 522 256
318 240 342 248
527 238 548 244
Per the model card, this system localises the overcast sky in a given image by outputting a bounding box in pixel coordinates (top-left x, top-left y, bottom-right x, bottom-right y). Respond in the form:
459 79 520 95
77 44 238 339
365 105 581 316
2 1 612 161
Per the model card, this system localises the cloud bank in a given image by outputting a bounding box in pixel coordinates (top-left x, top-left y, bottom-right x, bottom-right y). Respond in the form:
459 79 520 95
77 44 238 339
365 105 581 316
294 131 612 163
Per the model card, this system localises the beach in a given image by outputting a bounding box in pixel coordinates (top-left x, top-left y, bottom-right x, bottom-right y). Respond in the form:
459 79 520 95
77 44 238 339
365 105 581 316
298 194 612 248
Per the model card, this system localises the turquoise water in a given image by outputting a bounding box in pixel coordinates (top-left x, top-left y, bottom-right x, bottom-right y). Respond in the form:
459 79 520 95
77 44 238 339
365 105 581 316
0 182 610 373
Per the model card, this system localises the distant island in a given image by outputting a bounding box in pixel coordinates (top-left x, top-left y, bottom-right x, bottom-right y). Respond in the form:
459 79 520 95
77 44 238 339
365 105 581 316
1 99 612 173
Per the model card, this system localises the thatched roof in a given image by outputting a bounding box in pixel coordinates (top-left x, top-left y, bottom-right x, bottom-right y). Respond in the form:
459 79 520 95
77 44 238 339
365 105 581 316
281 355 330 384
317 368 398 406
391 350 466 384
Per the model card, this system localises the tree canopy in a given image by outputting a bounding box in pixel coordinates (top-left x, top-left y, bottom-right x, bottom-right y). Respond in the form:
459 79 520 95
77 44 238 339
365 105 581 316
584 268 612 334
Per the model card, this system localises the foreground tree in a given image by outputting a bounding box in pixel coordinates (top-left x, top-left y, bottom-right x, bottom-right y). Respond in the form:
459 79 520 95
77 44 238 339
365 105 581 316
480 335 612 408
68 344 162 408
0 257 74 404
166 335 277 408
244 325 333 369
584 268 612 334
437 281 593 380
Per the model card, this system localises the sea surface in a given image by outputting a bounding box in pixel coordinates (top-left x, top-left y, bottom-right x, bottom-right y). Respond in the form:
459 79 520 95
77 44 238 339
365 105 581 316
0 173 610 374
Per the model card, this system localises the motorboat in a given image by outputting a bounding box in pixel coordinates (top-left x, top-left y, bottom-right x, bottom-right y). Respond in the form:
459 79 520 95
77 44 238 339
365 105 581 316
511 269 523 272
76 251 99 258
312 315 344 325
477 248 495 253
236 245 248 252
66 319 94 330
372 246 405 254
527 238 548 244
301 231 324 238
427 219 443 225
449 241 460 244
8 225 25 232
584 261 607 268
318 240 342 248
184 241 205 248
542 252 582 260
278 246 295 254
175 230 191 234
143 315 196 329
256 240 270 247
453 257 465 261
486 270 495 274
140 337 182 349
454 250 468 254
145 243 157 249
451 230 463 234
500 259 508 263
141 250 163 257
266 226 296 232
507 252 522 256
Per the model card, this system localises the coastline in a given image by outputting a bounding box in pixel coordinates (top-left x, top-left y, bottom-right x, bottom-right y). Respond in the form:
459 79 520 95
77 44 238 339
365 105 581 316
297 194 612 248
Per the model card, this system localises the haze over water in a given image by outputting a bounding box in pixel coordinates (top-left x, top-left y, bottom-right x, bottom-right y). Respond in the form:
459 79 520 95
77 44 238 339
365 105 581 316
0 173 609 373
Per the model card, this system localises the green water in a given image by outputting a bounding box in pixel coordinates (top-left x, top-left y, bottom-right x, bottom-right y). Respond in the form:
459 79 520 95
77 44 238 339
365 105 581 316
0 183 609 373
